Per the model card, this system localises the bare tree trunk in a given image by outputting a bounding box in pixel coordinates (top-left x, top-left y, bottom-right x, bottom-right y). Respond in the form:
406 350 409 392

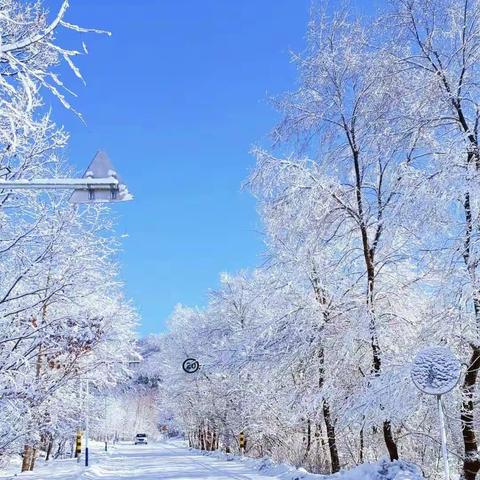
312 277 341 472
461 190 480 480
303 419 312 464
29 448 37 471
316 421 329 473
323 401 340 472
212 428 217 451
21 445 32 473
350 143 399 461
318 346 340 472
55 440 66 459
200 426 205 451
359 425 364 464
381 421 398 462
45 438 54 461
461 346 480 480
205 425 211 451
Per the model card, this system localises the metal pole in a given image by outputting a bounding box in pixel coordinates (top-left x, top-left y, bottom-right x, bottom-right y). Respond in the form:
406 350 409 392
77 379 83 463
437 395 450 480
104 397 108 452
85 379 89 467
0 177 119 190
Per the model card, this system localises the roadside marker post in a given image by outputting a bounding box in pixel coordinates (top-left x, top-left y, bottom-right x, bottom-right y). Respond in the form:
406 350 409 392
75 432 82 460
239 432 245 455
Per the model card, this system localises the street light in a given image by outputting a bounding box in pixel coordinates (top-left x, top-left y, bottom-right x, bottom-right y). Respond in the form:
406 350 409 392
0 151 132 203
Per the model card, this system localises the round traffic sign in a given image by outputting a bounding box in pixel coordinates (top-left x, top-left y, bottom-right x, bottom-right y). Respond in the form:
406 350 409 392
182 358 200 374
411 346 461 395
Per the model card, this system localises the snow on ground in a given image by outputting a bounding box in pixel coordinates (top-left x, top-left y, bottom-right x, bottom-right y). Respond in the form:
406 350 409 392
202 449 423 480
0 441 423 480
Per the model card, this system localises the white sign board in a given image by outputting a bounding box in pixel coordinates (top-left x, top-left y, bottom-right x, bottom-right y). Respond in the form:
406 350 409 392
70 151 132 203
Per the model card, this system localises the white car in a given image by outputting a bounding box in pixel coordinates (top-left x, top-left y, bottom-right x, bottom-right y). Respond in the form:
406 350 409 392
134 433 148 445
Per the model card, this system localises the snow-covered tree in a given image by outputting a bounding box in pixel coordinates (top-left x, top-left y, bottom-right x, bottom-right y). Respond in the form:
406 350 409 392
145 3 480 480
0 1 136 472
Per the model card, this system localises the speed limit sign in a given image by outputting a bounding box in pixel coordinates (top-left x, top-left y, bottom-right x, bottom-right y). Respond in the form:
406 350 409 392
182 358 200 374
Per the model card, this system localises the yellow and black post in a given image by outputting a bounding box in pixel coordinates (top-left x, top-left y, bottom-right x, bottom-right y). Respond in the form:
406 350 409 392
75 432 82 460
239 431 246 455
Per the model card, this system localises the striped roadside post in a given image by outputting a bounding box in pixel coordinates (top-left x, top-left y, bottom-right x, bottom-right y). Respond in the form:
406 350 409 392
239 432 245 455
75 432 82 460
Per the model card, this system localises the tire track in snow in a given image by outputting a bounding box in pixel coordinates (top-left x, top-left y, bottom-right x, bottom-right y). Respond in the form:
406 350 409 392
160 441 268 480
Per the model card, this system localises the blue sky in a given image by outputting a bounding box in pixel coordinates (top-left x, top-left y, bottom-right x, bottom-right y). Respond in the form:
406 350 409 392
46 0 377 335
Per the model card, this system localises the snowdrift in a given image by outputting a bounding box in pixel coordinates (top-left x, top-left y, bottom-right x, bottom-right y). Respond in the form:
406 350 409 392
201 450 423 480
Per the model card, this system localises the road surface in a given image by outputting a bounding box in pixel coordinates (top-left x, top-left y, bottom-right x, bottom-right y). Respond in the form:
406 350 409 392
1 441 283 480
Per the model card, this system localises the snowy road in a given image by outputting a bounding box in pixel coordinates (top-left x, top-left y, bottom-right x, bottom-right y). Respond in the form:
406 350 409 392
2 441 283 480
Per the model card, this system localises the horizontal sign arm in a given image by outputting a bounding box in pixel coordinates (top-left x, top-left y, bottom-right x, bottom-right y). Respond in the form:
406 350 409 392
0 177 119 191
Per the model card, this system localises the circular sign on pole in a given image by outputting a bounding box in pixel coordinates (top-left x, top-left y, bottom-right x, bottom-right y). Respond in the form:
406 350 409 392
411 346 461 480
411 346 461 395
182 358 199 374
